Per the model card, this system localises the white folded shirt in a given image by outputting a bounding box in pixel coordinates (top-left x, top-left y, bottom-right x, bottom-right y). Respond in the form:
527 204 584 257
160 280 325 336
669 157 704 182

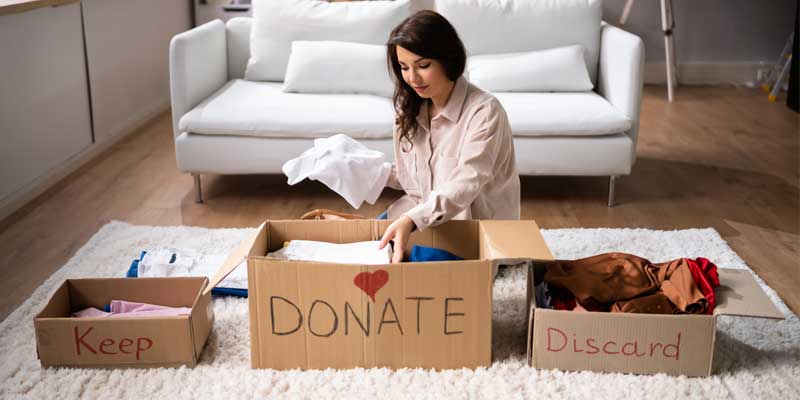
138 248 248 290
267 240 392 264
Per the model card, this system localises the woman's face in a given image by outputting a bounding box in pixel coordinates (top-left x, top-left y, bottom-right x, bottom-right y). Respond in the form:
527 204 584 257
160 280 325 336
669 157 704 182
396 46 450 101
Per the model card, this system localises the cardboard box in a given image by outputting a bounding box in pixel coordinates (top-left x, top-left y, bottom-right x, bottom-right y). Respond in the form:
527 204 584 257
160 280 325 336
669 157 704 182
207 219 554 370
35 277 214 368
525 262 785 376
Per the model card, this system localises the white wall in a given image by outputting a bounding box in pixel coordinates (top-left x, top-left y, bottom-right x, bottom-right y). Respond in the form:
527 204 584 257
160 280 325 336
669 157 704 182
82 0 191 144
0 0 192 221
193 0 252 26
603 0 796 63
0 3 93 205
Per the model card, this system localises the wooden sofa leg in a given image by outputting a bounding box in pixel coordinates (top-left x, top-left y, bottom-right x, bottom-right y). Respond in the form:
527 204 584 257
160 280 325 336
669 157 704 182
192 173 203 204
607 176 618 208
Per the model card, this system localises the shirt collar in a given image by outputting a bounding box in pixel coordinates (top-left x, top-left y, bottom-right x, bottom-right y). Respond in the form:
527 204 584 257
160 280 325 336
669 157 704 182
416 75 468 128
440 75 468 122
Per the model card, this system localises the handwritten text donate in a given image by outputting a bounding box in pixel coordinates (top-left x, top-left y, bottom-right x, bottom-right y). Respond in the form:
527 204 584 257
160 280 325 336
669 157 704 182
266 269 470 338
269 296 467 337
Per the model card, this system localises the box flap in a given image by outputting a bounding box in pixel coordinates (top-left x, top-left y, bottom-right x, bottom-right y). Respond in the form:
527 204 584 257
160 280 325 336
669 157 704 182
189 281 214 362
67 278 206 310
204 222 267 295
267 220 374 251
36 280 70 319
525 262 536 365
478 220 554 261
714 268 784 319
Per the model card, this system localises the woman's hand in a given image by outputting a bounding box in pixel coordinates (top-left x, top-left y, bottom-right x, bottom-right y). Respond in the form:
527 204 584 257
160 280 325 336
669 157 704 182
378 215 416 263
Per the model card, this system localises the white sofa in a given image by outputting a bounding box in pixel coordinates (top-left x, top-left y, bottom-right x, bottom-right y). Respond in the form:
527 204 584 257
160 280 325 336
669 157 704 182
169 1 644 207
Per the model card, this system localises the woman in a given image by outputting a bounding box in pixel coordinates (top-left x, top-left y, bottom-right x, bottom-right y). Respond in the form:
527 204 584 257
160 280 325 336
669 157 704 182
378 10 520 263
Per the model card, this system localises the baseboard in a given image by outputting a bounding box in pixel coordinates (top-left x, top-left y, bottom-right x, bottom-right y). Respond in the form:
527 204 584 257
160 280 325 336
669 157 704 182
644 62 764 85
98 96 171 148
0 99 171 223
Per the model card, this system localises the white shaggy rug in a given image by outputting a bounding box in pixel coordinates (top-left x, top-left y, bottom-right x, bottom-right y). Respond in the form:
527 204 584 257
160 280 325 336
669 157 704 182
0 222 798 399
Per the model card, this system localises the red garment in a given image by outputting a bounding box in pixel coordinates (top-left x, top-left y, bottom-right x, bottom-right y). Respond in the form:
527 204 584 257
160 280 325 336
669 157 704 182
549 285 577 311
685 257 721 314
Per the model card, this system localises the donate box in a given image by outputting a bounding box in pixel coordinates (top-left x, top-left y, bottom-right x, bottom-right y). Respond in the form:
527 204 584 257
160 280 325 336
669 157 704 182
35 277 214 368
209 219 554 370
525 262 785 376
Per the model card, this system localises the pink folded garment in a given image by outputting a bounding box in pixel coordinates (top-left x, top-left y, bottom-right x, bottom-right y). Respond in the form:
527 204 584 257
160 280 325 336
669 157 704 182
108 300 190 314
71 300 192 318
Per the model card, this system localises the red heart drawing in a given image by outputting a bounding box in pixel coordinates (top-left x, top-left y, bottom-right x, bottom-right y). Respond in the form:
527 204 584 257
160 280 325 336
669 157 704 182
353 270 389 302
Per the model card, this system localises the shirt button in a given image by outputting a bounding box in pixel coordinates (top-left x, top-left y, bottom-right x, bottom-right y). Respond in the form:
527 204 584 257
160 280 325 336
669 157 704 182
423 217 430 224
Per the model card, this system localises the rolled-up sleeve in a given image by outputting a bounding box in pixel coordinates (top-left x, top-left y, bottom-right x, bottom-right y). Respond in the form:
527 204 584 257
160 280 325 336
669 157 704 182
404 101 507 231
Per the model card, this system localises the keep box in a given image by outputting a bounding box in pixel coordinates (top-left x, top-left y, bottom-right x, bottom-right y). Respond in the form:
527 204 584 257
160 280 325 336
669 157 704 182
35 277 214 368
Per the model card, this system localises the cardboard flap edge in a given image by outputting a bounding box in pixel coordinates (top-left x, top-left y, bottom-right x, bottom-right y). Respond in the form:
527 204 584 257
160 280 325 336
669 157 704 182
203 221 267 295
713 268 785 320
479 220 554 261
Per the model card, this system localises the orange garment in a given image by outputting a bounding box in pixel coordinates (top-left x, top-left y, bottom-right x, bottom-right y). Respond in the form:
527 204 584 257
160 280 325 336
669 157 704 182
544 253 714 315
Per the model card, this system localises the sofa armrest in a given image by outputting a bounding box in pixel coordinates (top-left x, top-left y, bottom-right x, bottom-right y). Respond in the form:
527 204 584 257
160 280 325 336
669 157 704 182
169 19 228 139
596 23 645 166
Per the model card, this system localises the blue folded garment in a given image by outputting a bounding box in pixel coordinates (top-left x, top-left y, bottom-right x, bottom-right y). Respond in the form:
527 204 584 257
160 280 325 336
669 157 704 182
127 250 247 298
409 245 463 262
208 287 248 297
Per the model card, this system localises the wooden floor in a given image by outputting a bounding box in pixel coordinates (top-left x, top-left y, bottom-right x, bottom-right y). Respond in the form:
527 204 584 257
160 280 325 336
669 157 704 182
0 85 798 321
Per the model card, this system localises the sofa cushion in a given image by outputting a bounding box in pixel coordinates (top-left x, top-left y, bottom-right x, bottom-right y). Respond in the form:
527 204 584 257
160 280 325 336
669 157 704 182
467 45 594 92
495 92 632 137
436 0 602 83
179 80 631 140
282 41 393 97
245 0 411 82
179 79 395 139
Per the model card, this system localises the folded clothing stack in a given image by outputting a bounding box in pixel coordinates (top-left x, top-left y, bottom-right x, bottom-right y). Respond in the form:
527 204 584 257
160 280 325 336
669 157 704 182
267 240 463 264
127 248 248 297
267 240 393 264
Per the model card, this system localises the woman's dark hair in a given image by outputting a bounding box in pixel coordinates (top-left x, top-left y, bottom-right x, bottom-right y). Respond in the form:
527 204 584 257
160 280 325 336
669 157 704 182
386 10 467 150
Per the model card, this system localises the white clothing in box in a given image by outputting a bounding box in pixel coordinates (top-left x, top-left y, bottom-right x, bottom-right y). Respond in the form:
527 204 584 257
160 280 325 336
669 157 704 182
267 240 392 265
138 248 248 290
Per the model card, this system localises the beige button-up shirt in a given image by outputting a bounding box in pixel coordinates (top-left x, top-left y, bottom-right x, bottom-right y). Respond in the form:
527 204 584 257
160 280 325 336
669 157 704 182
385 76 520 231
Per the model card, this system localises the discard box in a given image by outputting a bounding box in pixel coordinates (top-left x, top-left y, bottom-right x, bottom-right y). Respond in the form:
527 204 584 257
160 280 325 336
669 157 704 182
208 219 554 370
525 262 785 376
35 277 214 368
